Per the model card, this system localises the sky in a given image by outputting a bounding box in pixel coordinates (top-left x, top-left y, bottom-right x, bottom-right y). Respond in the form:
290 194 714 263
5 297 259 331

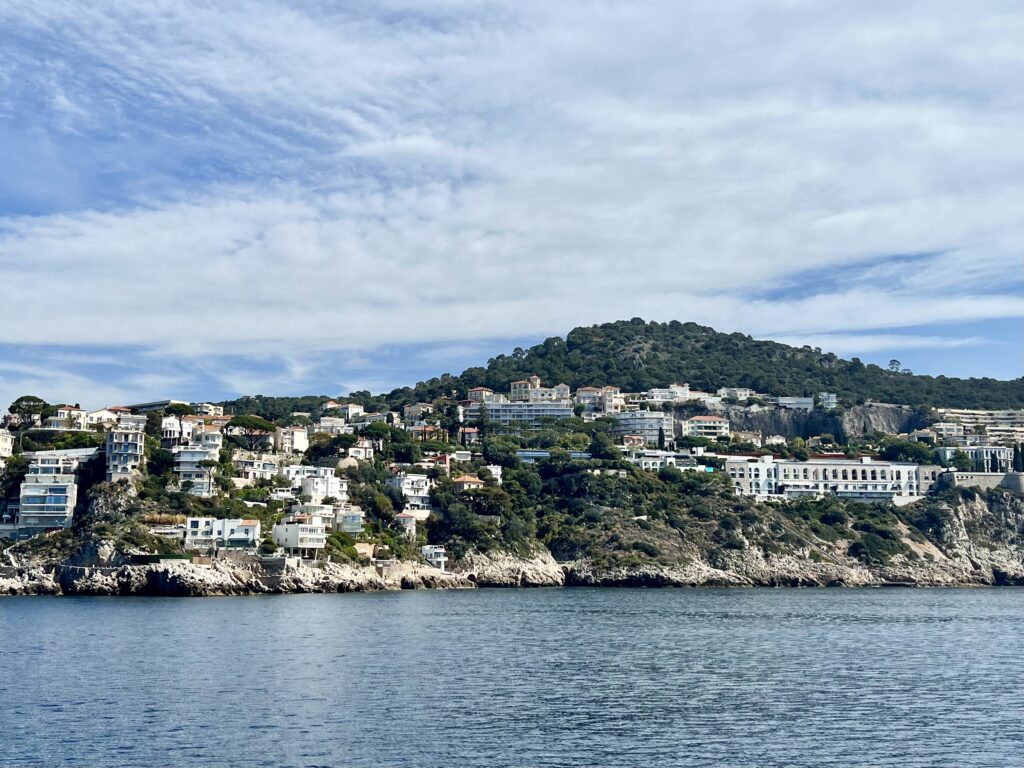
0 0 1022 410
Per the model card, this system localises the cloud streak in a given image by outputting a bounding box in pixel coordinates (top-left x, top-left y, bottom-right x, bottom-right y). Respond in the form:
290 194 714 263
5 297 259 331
0 0 1020 403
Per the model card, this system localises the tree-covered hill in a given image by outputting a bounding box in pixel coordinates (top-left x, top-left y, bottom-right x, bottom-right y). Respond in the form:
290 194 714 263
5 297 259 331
383 319 1024 409
217 319 1024 416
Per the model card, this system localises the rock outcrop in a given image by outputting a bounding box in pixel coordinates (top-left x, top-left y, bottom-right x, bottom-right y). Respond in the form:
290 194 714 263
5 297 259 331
456 549 566 587
704 402 924 441
0 557 473 597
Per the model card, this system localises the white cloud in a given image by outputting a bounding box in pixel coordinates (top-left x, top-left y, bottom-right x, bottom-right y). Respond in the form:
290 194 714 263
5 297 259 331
0 0 1020 393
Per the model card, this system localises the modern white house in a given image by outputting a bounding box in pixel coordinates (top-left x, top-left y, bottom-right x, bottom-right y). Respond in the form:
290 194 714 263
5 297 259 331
272 513 328 557
768 396 815 410
184 517 261 549
105 413 148 482
233 455 280 482
421 544 448 571
386 472 434 520
161 415 195 447
313 416 351 436
43 405 88 431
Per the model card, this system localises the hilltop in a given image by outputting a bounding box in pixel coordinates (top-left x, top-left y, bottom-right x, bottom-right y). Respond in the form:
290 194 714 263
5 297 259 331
220 319 1024 417
385 319 1023 409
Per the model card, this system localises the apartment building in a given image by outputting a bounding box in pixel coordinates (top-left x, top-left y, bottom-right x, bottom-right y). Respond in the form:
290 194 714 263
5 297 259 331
465 399 574 430
609 410 675 446
272 513 328 557
725 455 923 504
682 415 730 440
105 413 148 482
171 431 223 497
934 408 1024 443
18 451 96 529
935 445 1013 472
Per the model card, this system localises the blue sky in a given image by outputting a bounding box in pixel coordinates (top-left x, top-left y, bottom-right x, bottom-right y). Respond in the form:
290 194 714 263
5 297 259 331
0 1 1021 409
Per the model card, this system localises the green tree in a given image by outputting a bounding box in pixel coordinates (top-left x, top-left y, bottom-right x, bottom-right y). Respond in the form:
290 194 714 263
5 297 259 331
1013 444 1023 472
949 450 972 472
227 414 276 451
587 431 619 461
8 395 50 449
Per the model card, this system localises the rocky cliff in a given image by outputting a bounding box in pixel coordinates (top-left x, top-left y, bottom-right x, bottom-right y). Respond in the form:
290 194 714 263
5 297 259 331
702 402 925 441
4 479 1022 596
0 556 473 597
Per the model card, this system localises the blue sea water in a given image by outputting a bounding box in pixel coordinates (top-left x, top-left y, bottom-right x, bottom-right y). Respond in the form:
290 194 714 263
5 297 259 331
1 588 1022 767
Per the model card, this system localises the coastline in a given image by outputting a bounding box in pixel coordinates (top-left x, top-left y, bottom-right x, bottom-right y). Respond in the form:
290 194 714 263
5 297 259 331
4 545 1022 596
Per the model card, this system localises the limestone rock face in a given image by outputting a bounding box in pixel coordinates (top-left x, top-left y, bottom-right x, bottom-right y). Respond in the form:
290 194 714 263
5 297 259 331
456 549 566 587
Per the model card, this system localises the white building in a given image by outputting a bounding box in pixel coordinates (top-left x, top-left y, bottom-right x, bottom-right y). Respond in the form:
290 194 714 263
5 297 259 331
87 407 131 428
18 453 86 529
301 474 348 504
313 416 352 436
386 472 434 520
274 426 309 455
334 403 364 420
466 387 493 403
233 455 280 482
43 405 88 431
281 464 334 489
161 415 195 447
171 431 223 497
725 455 922 504
105 413 148 482
272 513 328 557
394 512 417 538
769 396 815 411
610 411 675 446
509 375 571 403
935 445 1012 472
333 503 366 535
621 448 694 471
465 399 574 430
348 438 375 461
818 392 839 410
682 415 730 440
421 544 448 571
716 387 756 401
934 408 1024 444
403 403 434 423
191 402 224 417
0 428 13 459
184 517 261 549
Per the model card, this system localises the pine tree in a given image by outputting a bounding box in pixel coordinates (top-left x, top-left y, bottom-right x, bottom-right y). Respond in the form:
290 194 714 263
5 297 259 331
1013 443 1023 472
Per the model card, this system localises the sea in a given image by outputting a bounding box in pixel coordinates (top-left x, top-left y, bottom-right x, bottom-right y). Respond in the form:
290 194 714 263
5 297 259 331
1 588 1022 767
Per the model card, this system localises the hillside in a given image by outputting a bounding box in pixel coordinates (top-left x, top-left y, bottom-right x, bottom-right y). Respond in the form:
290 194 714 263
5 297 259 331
380 319 1024 409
